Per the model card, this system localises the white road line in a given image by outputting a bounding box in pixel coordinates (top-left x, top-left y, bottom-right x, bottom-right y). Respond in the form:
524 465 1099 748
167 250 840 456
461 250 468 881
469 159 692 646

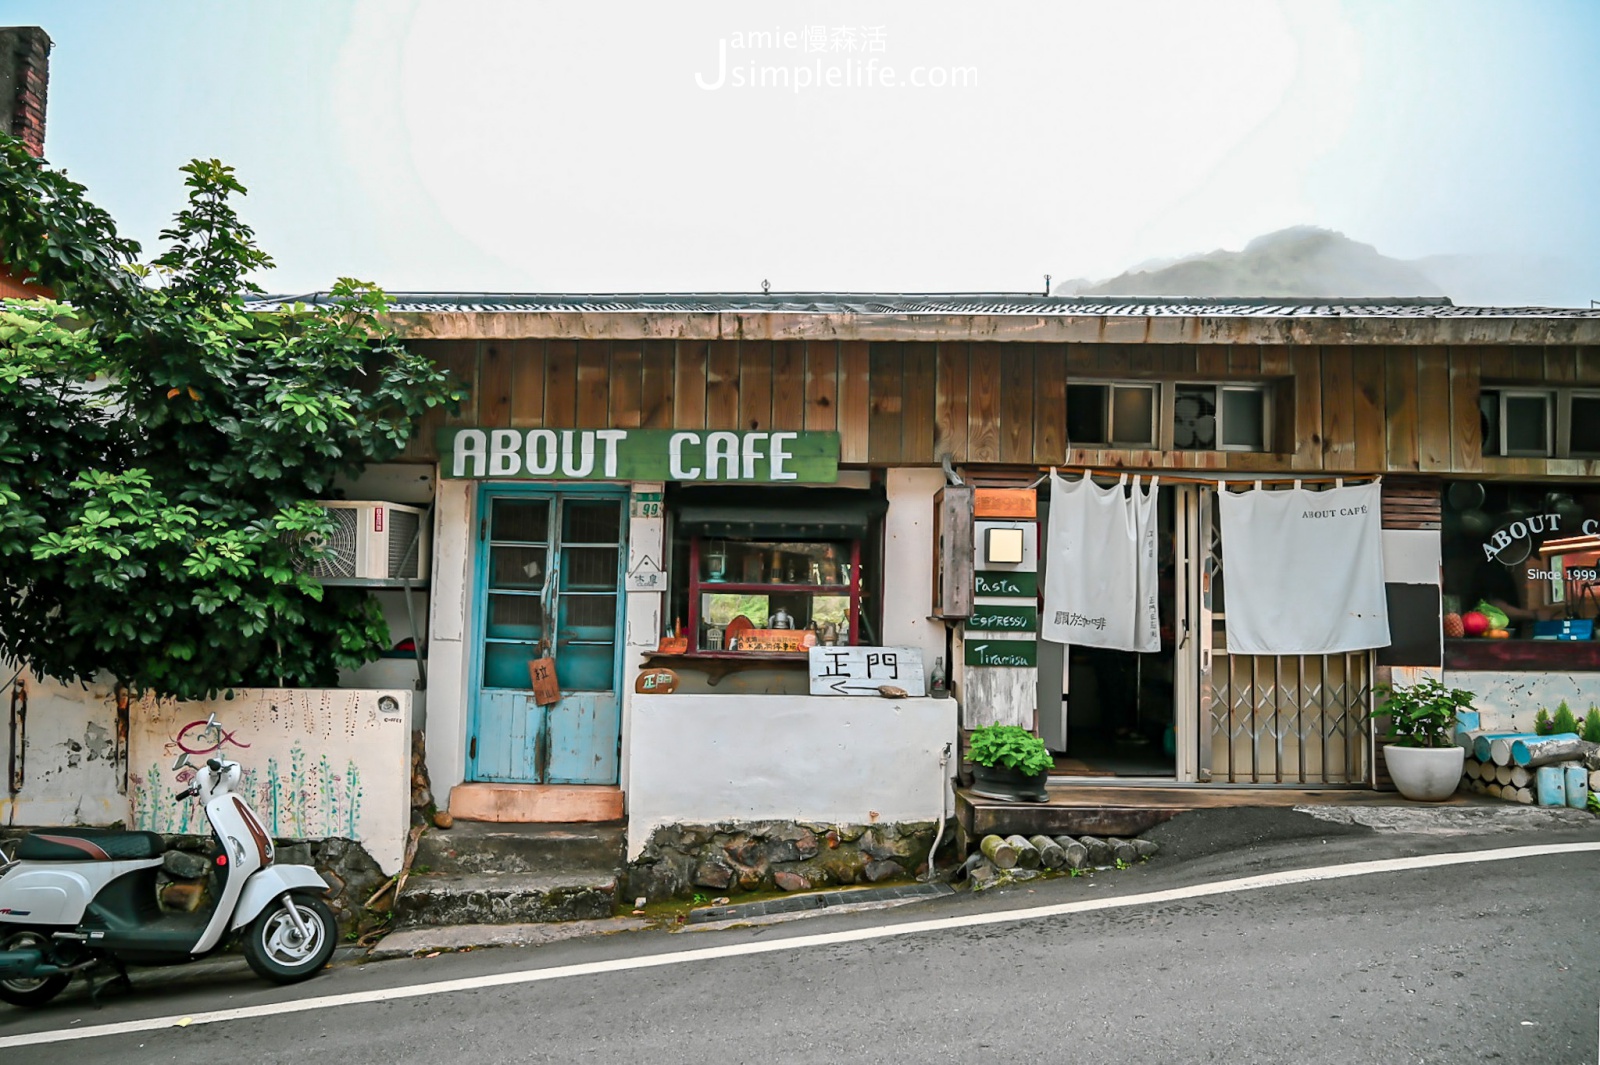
4 840 1596 1049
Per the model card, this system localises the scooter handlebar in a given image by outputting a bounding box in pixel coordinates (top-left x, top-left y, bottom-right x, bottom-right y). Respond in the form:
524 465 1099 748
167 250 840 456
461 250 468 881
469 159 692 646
173 785 197 804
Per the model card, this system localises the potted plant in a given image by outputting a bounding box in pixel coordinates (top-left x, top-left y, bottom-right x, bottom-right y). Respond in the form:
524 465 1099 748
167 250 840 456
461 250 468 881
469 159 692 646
967 724 1052 803
1377 679 1473 801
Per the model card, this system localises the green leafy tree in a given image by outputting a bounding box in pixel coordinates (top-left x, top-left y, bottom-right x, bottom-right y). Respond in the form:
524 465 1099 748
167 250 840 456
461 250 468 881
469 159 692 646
1582 708 1600 745
0 137 459 698
1535 708 1553 736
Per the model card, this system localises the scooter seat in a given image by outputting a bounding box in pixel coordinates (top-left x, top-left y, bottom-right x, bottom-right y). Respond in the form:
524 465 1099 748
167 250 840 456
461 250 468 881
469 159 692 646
16 828 165 862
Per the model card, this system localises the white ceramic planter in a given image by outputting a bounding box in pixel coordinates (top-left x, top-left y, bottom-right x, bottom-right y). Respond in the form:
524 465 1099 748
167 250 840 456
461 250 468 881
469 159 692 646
1384 744 1466 802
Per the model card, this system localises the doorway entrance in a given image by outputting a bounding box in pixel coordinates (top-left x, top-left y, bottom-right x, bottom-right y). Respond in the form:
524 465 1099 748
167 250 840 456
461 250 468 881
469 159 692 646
468 486 627 785
1038 485 1182 778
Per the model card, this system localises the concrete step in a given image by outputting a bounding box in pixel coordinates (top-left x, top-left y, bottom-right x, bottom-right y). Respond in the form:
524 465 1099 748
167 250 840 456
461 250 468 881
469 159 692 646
395 871 619 927
415 821 625 877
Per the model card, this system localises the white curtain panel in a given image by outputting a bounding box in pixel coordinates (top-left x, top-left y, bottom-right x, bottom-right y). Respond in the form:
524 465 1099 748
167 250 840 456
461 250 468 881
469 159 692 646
1218 480 1391 655
1043 471 1160 652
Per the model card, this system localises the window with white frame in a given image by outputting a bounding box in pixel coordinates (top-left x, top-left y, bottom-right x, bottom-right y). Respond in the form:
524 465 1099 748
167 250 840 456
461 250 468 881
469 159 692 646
1066 380 1271 452
1480 387 1599 458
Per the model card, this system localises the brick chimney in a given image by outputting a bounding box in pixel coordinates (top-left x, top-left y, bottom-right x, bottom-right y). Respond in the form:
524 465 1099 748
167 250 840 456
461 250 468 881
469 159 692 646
0 26 50 157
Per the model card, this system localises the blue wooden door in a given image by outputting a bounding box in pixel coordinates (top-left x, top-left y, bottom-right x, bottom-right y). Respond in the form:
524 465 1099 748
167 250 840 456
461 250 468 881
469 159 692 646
470 489 625 784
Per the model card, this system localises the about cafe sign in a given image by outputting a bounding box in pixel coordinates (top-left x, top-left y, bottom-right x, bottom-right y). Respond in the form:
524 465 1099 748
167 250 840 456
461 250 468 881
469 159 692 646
439 428 840 483
1481 510 1600 562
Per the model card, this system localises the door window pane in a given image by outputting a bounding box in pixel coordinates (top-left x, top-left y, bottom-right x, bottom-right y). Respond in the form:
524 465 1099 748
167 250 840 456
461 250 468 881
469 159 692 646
1571 396 1600 455
564 500 621 544
1480 391 1502 456
561 593 618 637
491 546 547 589
556 644 615 691
1066 384 1108 444
1221 388 1266 450
1504 394 1550 454
487 594 544 640
1110 385 1156 446
483 642 537 688
492 499 549 543
561 547 620 590
1173 385 1217 449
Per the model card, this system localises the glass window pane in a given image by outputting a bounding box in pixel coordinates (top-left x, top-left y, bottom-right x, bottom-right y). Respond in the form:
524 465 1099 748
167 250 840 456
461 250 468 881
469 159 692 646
1221 389 1265 450
483 641 537 688
1480 391 1502 456
561 547 619 590
492 499 548 543
1110 386 1155 446
1173 385 1217 450
556 644 614 691
1571 396 1600 455
1066 385 1108 444
560 593 617 638
491 546 547 589
563 500 621 544
487 594 544 640
1505 394 1549 454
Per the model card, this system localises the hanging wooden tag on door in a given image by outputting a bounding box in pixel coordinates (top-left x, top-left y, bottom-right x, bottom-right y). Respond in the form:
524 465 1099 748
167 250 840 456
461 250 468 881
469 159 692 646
529 657 561 706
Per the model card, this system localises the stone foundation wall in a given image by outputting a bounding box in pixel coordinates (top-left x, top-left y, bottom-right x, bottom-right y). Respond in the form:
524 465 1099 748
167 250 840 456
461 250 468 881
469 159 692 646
626 819 948 902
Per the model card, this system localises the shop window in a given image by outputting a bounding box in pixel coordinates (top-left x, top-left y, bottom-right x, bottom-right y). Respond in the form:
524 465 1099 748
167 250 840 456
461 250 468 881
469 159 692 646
1174 384 1268 452
1066 382 1158 448
1441 482 1600 658
1480 387 1600 459
666 486 886 657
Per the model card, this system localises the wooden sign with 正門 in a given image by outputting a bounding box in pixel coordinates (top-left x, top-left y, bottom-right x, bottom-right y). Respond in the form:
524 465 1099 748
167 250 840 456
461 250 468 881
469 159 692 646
529 657 561 706
634 667 679 695
809 646 926 696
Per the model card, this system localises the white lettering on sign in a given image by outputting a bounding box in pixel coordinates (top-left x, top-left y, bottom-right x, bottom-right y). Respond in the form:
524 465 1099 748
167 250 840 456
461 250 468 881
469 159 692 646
771 431 797 480
969 644 1031 667
670 432 701 479
1476 511 1596 563
490 429 521 476
453 429 487 477
707 431 739 479
596 429 626 477
527 429 558 475
560 430 595 477
808 646 926 697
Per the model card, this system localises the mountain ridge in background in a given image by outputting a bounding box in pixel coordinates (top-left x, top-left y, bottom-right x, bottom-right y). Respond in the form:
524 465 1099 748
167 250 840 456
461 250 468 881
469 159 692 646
1062 226 1444 300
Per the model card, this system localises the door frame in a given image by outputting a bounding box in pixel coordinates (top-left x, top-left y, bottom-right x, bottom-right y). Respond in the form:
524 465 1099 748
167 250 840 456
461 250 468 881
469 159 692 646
466 481 630 783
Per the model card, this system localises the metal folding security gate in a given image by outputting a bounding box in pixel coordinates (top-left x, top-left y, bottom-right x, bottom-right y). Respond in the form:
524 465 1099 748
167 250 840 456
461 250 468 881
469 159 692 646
1186 485 1375 786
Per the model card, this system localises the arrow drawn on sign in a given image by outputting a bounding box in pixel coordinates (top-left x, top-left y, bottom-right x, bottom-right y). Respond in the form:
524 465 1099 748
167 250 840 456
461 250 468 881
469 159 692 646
828 680 887 694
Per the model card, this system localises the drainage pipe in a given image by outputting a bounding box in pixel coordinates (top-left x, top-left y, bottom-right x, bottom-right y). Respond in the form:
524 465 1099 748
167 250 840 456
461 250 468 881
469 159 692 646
920 741 954 882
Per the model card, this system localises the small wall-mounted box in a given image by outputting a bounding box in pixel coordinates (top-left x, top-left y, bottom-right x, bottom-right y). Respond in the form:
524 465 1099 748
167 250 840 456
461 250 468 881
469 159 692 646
985 526 1026 564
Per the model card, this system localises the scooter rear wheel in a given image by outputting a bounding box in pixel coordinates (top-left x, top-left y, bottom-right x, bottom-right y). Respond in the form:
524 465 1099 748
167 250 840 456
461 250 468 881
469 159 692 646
0 928 70 1008
243 893 338 985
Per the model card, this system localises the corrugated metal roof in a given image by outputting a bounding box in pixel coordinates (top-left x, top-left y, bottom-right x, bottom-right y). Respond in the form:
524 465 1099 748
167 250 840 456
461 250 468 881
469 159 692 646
245 291 1600 319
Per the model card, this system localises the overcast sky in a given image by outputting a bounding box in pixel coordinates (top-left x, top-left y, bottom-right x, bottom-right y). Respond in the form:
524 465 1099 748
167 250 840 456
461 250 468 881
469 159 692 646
5 1 1597 304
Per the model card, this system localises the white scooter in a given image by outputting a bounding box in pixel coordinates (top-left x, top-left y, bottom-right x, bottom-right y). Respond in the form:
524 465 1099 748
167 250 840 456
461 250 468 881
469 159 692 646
0 715 335 1007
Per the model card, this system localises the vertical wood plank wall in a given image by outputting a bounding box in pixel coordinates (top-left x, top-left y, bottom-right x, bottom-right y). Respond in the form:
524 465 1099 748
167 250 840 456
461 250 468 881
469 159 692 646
401 339 1600 478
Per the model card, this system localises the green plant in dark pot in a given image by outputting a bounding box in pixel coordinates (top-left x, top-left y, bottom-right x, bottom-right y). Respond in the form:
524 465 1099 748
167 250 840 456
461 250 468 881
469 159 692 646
967 725 1052 803
1377 679 1473 801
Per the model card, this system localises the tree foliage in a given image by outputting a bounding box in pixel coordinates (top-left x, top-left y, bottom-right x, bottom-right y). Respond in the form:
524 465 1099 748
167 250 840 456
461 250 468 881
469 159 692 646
0 136 459 698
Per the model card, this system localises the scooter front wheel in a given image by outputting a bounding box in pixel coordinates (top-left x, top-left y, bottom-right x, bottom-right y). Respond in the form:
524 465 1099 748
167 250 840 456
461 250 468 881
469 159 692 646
243 894 338 985
0 928 70 1008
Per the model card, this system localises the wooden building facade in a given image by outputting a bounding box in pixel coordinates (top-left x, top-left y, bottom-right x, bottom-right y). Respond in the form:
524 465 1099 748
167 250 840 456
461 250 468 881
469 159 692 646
301 293 1600 864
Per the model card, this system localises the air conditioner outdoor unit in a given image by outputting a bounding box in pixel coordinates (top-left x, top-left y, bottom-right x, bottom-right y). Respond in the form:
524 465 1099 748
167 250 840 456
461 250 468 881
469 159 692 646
303 501 430 582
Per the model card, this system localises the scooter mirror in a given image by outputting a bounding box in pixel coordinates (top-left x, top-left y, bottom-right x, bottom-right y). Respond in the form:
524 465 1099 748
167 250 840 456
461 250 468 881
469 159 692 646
172 752 192 772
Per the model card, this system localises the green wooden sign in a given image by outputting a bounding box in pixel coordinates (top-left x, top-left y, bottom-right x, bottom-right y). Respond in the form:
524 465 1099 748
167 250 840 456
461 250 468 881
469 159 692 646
440 428 840 482
968 604 1038 633
964 639 1037 668
974 571 1037 598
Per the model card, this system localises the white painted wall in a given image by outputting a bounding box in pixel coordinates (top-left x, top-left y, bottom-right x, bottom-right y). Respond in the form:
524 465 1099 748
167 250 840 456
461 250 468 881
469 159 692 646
627 693 957 859
882 469 949 671
425 477 475 802
128 688 412 875
1441 670 1600 733
1382 529 1441 586
0 668 124 827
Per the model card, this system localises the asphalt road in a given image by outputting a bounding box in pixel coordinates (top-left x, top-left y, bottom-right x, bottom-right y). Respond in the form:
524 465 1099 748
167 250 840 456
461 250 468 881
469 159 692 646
5 810 1599 1065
